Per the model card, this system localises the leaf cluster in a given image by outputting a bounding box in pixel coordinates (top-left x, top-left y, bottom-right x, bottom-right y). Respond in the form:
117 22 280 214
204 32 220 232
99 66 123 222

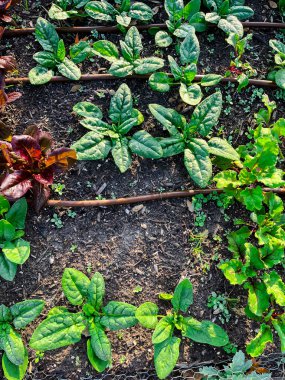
0 197 30 282
92 26 164 77
268 39 285 90
149 92 239 187
71 83 162 172
29 18 82 85
0 299 44 380
30 269 229 380
0 125 77 211
150 28 222 105
49 0 153 30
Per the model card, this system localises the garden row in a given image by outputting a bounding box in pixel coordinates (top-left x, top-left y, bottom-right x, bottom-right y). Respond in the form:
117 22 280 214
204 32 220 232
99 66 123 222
0 1 284 380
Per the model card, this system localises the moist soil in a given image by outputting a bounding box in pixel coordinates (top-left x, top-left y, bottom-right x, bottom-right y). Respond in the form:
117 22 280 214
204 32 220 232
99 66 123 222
1 1 285 379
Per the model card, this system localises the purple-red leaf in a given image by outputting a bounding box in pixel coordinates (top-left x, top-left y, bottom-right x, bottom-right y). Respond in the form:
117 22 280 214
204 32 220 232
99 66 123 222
0 171 32 199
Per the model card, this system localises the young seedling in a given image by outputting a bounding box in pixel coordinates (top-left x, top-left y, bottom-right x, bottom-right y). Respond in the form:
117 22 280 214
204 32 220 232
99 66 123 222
92 26 164 77
0 299 44 380
268 39 285 90
28 18 82 85
136 279 229 379
0 196 30 281
0 56 21 108
204 0 254 36
85 0 153 30
71 83 162 172
149 27 222 105
225 32 256 92
149 92 240 187
0 125 77 211
155 0 207 47
29 268 140 374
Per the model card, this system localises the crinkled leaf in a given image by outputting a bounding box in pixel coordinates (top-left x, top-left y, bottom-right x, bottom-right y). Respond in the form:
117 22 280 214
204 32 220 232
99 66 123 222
111 138 132 173
2 239 30 265
87 339 110 372
87 272 105 310
10 300 45 329
179 26 200 64
72 132 111 160
135 302 159 329
101 301 137 331
152 315 174 344
154 337 180 380
179 83 202 106
129 130 163 159
2 348 28 380
171 279 193 312
62 268 90 306
93 40 119 62
90 324 111 362
29 66 53 85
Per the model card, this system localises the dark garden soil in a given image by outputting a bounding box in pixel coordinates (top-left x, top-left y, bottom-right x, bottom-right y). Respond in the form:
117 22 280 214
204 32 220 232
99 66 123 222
0 1 285 379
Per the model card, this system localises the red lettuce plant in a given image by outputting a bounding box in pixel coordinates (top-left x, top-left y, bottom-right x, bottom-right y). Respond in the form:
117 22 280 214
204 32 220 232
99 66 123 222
0 125 77 211
0 55 21 108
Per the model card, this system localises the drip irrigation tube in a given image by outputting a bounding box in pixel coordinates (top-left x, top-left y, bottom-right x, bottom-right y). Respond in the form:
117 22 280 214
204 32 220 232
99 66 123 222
2 21 285 37
47 187 285 208
5 74 277 88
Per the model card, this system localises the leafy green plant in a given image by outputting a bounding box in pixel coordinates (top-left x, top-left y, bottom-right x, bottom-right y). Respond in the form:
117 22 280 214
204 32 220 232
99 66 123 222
149 92 240 187
214 96 285 206
204 0 254 36
149 27 222 105
224 32 256 92
29 268 141 373
268 39 285 90
28 18 82 85
71 83 162 172
245 310 285 358
279 0 285 17
137 279 229 379
0 197 30 282
30 271 229 380
48 0 89 20
156 0 207 47
0 124 77 211
92 26 164 77
0 56 21 108
85 0 153 30
199 350 271 379
0 299 44 380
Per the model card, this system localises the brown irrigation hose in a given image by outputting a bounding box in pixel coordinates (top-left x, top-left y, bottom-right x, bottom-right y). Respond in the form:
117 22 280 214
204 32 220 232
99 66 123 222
47 187 285 208
5 74 277 88
3 21 285 37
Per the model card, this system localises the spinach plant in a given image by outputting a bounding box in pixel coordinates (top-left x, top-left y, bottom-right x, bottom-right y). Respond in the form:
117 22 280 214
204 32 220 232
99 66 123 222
225 32 256 92
0 56 21 108
149 92 240 187
150 27 222 105
199 350 271 379
156 0 207 47
85 0 153 30
279 0 285 16
30 270 229 380
0 299 44 380
28 18 82 85
268 39 285 90
30 268 140 373
71 83 162 172
92 26 164 77
0 197 30 282
48 0 89 20
136 279 229 379
204 0 254 36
